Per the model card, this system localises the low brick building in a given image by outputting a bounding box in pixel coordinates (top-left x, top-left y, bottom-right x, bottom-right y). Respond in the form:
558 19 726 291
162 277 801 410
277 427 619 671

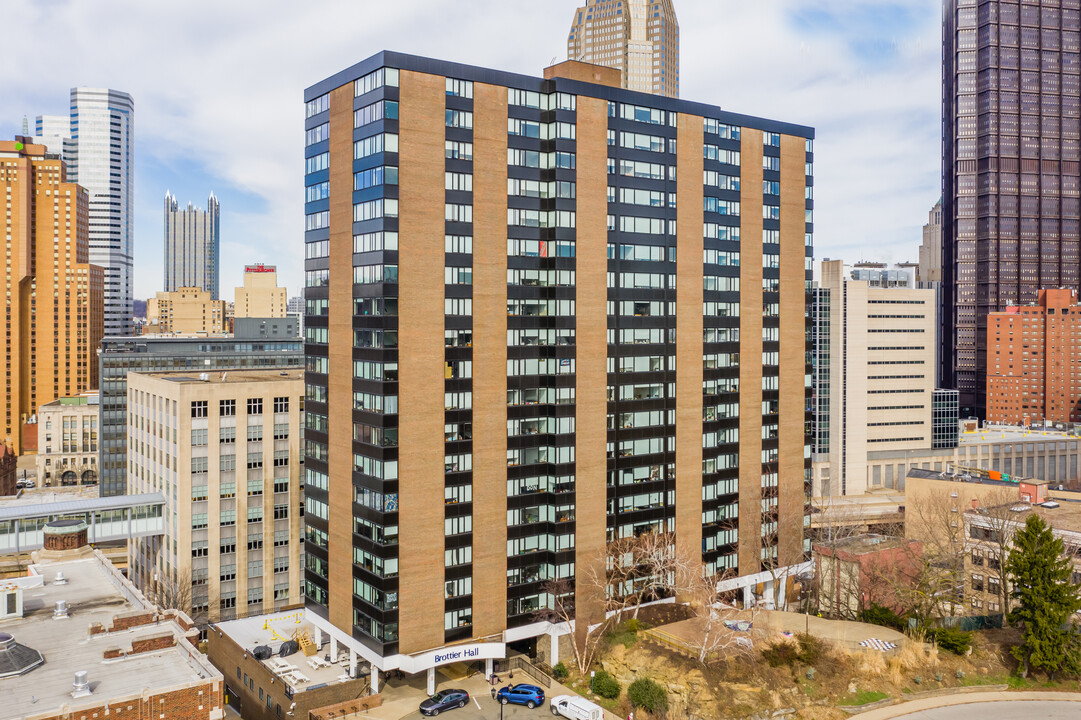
207 609 377 720
0 546 224 720
814 534 923 618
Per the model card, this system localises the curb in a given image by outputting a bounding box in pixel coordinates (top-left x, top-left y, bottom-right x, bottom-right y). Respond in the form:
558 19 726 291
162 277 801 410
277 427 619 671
853 690 1081 720
839 685 1009 715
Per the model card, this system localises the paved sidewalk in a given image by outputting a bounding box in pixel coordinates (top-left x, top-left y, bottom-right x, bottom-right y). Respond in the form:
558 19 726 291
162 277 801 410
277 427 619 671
857 690 1081 719
760 611 907 651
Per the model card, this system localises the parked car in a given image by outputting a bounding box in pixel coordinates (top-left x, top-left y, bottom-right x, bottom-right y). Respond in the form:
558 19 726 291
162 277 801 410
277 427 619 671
497 683 545 708
550 695 603 720
419 689 469 716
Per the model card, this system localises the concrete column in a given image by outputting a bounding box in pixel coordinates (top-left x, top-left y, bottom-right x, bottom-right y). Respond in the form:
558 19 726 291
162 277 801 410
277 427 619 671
312 626 322 648
742 584 753 609
764 579 775 609
485 658 493 677
370 667 380 694
350 648 358 677
549 632 559 664
330 636 338 660
427 667 436 695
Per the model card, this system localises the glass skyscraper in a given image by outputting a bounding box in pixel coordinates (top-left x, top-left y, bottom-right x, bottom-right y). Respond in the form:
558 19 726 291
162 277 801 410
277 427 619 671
943 0 1081 417
164 191 220 298
36 88 135 336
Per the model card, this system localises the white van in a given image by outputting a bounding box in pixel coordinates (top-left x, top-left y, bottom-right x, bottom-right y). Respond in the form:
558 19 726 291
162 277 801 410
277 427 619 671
550 695 603 720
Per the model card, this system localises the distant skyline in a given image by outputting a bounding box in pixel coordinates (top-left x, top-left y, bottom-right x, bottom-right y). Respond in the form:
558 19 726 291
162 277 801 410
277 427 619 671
0 0 940 300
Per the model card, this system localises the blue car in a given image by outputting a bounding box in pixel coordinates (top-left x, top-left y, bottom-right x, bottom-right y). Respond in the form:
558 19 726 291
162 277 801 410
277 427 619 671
497 683 546 709
419 689 469 716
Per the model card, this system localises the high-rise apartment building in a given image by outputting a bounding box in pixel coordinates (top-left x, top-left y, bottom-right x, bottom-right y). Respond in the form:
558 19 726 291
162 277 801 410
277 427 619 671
234 264 288 318
98 331 304 497
36 88 135 336
127 369 304 624
165 191 220 298
942 1 1081 418
302 51 812 678
811 260 939 497
986 288 1081 424
918 199 943 283
146 287 228 334
1 137 104 454
566 0 679 97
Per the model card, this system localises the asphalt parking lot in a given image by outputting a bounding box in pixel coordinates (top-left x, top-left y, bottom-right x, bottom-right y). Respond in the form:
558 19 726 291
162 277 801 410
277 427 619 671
398 692 553 720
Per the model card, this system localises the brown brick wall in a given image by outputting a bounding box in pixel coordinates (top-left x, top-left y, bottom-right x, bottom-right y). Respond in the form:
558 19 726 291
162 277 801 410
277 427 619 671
397 68 450 654
30 681 222 720
471 80 511 640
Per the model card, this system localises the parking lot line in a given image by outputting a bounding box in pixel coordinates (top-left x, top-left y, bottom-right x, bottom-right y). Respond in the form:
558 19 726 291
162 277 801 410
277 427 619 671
473 696 482 710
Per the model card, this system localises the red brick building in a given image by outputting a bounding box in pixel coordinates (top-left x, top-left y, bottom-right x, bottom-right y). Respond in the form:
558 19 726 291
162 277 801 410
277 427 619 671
814 534 923 618
986 289 1081 425
0 444 14 496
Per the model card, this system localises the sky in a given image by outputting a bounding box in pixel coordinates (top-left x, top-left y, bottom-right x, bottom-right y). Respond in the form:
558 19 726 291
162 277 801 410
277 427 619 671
0 0 942 301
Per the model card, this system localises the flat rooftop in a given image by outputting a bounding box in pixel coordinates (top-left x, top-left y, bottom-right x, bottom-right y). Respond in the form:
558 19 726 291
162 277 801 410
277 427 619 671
0 485 99 507
971 499 1081 534
216 609 364 692
0 553 219 719
960 424 1080 445
139 368 304 385
815 533 914 555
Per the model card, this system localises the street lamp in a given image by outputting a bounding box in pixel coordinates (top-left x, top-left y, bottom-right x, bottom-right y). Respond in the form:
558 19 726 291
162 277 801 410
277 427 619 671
590 670 595 695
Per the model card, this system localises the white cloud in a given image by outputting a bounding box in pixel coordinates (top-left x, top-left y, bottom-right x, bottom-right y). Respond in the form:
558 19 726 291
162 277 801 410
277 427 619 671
0 0 941 298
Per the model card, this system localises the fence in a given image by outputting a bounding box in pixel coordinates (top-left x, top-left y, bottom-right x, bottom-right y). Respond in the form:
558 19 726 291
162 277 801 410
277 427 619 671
505 656 553 688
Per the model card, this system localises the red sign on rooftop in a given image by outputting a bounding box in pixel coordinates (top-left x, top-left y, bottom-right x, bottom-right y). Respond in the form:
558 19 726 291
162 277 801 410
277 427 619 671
245 264 276 273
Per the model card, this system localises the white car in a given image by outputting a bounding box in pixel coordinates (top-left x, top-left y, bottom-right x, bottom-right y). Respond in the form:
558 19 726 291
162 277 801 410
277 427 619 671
549 695 603 720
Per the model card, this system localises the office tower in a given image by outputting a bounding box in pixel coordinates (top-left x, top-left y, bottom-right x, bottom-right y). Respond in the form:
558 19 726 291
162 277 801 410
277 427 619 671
146 287 228 334
98 330 303 498
810 261 937 497
35 88 135 336
566 0 679 97
165 191 220 297
234 264 288 318
302 52 813 677
1 137 104 454
942 1 1081 418
986 288 1081 424
918 199 943 283
126 370 304 623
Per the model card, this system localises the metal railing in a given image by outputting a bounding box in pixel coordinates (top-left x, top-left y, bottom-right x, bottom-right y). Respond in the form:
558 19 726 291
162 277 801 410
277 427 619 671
505 656 553 688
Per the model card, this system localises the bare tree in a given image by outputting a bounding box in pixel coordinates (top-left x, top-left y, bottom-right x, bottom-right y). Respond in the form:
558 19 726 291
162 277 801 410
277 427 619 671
148 568 211 626
629 530 678 619
904 487 968 618
674 553 751 664
971 488 1027 614
578 531 680 622
534 578 608 674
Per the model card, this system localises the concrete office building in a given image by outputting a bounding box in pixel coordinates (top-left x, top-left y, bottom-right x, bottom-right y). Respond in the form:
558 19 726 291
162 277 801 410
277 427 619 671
302 52 813 682
1 137 104 454
146 286 228 334
986 288 1081 425
36 392 99 487
98 330 304 497
566 0 679 97
127 369 304 624
35 88 135 336
918 199 942 283
164 190 220 297
811 260 940 497
942 1 1081 417
235 263 288 318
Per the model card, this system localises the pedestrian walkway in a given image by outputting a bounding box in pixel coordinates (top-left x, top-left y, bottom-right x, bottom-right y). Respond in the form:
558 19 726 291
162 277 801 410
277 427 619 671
761 611 907 651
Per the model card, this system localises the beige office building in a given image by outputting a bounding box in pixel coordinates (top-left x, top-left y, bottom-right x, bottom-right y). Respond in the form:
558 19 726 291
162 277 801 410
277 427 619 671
812 260 937 497
566 0 679 97
918 200 942 284
146 286 228 335
126 369 304 624
234 263 287 318
1 137 103 453
36 392 99 487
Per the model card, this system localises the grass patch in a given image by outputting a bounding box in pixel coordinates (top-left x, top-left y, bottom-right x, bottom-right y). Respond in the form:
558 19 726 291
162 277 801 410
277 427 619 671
838 690 890 707
605 621 640 649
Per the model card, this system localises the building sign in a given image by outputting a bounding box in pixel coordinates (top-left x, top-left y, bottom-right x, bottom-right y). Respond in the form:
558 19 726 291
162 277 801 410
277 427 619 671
245 264 276 273
397 642 506 673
